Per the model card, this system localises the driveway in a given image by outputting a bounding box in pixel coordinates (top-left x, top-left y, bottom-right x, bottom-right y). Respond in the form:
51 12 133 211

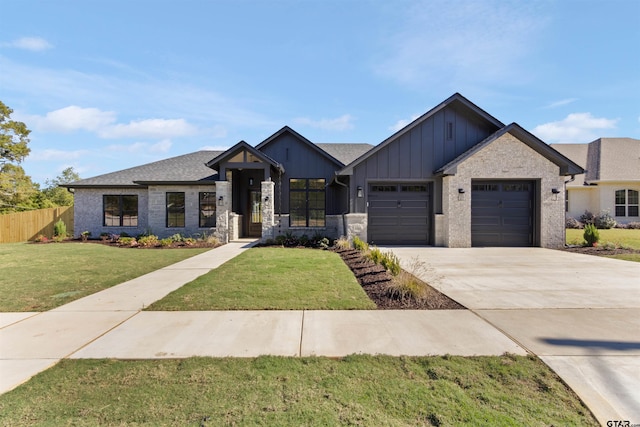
386 247 640 425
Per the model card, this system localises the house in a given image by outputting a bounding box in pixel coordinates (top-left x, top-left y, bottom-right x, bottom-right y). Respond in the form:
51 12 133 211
551 138 640 224
64 93 583 248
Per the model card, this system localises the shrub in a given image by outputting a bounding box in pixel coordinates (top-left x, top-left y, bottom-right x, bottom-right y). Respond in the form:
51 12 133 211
626 222 640 230
316 237 330 249
34 234 49 243
117 236 137 247
595 211 616 229
380 251 402 276
334 236 351 250
299 234 310 247
160 238 173 247
579 210 596 225
138 234 159 247
206 235 221 246
352 236 368 252
565 217 583 229
53 219 67 238
367 247 384 264
169 233 184 242
386 271 428 302
183 237 197 246
583 223 599 247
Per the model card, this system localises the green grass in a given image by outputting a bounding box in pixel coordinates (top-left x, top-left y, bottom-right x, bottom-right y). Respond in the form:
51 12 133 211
0 243 211 312
0 355 597 426
566 228 640 249
566 228 640 262
148 247 376 310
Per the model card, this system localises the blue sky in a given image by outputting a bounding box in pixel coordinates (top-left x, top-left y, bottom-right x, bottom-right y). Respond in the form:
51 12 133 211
1 0 638 185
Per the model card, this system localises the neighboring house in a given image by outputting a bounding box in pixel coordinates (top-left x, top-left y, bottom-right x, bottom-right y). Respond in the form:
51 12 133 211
551 138 640 225
64 93 583 248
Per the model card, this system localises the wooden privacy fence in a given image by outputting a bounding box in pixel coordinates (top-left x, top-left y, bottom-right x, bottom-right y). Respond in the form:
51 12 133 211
0 206 74 243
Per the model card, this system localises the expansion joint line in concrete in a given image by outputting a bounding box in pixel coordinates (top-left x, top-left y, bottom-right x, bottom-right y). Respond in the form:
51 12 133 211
298 310 305 357
62 310 141 359
469 309 535 356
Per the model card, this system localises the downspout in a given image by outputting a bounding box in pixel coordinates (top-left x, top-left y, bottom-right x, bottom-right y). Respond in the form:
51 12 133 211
334 172 349 238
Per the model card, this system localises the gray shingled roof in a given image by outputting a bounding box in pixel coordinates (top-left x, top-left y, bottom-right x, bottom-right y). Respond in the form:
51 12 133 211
551 138 640 186
316 143 374 165
64 151 223 187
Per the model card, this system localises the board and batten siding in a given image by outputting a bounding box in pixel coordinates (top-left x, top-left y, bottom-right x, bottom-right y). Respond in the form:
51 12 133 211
351 105 497 213
258 132 346 215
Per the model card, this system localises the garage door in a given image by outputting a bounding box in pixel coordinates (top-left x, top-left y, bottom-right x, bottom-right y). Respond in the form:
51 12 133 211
368 183 430 245
471 181 534 247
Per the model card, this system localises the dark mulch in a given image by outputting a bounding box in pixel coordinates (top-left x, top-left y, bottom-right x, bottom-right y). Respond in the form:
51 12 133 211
562 245 640 256
37 238 219 249
333 248 465 310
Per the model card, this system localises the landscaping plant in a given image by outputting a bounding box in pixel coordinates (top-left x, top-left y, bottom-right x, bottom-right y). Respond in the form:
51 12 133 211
583 223 599 246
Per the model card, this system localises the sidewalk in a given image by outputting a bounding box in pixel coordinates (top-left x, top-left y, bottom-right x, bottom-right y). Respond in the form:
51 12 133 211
0 241 526 395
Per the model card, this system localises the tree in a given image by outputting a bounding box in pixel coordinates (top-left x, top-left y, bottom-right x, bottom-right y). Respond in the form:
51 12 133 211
0 163 40 213
42 167 81 206
0 101 31 164
0 101 39 213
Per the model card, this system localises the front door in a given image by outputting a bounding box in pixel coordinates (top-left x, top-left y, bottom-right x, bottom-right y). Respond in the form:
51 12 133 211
247 190 262 237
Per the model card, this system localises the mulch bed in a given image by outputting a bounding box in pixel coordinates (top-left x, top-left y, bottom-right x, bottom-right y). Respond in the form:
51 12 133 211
561 245 640 256
333 248 465 310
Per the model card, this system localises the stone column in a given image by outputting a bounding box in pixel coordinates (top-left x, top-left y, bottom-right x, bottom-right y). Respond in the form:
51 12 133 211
214 181 231 243
261 180 275 243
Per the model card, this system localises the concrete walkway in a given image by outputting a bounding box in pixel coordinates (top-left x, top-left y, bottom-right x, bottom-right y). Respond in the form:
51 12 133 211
3 243 637 425
0 240 526 396
386 247 640 426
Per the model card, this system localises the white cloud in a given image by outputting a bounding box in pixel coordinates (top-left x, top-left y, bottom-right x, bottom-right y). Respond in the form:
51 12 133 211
30 106 116 133
375 1 545 88
533 113 619 144
98 118 197 139
106 139 173 154
2 37 53 51
28 106 197 139
293 114 354 131
544 98 578 109
28 148 90 162
389 114 420 132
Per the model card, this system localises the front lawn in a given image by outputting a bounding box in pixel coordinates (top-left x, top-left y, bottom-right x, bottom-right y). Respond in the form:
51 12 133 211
566 228 640 249
566 228 640 262
148 247 376 310
0 355 597 426
0 243 211 312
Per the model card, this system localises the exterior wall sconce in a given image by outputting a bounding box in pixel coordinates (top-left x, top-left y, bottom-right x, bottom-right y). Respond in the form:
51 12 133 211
249 178 254 186
218 195 224 206
458 188 465 201
552 188 560 201
356 186 364 198
264 196 269 202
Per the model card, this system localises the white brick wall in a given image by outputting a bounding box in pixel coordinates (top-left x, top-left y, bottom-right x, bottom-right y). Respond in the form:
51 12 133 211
442 133 566 248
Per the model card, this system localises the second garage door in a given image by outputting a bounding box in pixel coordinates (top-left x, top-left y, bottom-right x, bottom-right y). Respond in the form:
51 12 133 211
368 183 431 245
471 181 534 247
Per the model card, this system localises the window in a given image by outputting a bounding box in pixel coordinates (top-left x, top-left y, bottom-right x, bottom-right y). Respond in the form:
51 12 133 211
166 192 185 227
199 192 216 227
615 189 639 217
290 178 325 227
371 185 397 192
103 195 138 227
472 184 498 192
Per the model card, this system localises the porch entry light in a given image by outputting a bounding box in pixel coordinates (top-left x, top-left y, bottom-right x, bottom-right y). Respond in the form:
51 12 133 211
249 178 254 186
356 186 364 198
457 188 465 201
218 195 224 206
551 188 560 201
